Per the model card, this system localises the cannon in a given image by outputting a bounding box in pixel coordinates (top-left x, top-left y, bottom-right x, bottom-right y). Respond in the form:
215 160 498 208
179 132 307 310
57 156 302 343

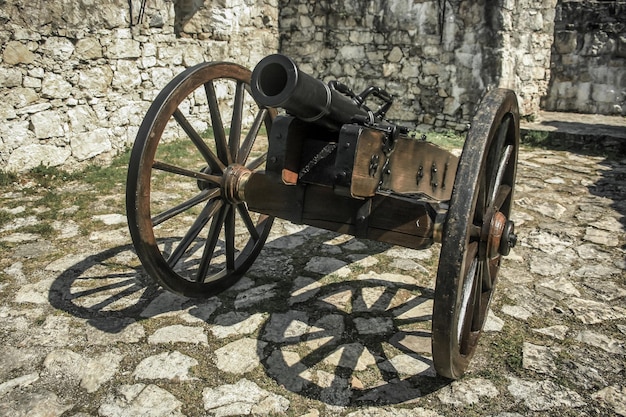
126 54 519 380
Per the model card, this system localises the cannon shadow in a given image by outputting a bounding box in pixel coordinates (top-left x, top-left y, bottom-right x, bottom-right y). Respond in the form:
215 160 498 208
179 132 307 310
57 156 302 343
48 224 451 406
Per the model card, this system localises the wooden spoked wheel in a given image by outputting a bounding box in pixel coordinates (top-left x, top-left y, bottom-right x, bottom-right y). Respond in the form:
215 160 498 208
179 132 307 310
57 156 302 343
432 89 519 379
126 62 276 298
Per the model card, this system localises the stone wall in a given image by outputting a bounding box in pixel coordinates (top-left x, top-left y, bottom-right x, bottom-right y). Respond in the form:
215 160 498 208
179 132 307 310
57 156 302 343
543 0 626 115
278 0 557 131
0 0 623 172
498 0 558 117
0 0 279 172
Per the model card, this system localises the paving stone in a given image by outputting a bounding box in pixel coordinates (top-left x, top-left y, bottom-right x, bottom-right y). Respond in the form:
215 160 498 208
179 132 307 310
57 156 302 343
575 330 626 355
318 287 353 312
483 309 505 332
353 286 391 312
389 258 429 273
99 384 185 417
210 312 266 338
43 253 93 272
132 351 198 381
0 373 39 397
92 213 127 225
582 278 626 301
583 227 620 247
322 343 377 371
522 342 560 374
0 232 40 243
354 317 394 335
532 325 569 340
379 353 432 376
357 271 421 288
14 278 55 304
317 371 352 406
355 380 424 405
507 377 586 411
43 349 123 393
390 331 432 355
0 389 73 417
535 277 580 300
262 310 309 343
305 314 345 349
592 385 626 417
289 276 323 305
437 378 499 406
51 219 80 238
2 261 26 282
304 256 350 276
12 240 56 259
265 349 310 393
384 247 433 260
148 324 207 345
85 318 145 345
214 337 267 374
202 379 289 416
501 304 533 320
234 283 278 309
567 297 626 324
346 254 379 268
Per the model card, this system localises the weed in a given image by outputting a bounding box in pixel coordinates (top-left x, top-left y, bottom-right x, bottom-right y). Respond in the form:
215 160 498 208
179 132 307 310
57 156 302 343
0 170 18 186
521 130 551 147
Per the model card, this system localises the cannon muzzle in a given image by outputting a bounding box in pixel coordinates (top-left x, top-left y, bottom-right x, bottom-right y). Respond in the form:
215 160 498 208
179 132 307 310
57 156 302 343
250 54 370 131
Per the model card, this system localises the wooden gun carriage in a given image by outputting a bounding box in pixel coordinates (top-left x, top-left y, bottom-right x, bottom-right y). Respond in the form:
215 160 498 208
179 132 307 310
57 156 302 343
126 54 520 379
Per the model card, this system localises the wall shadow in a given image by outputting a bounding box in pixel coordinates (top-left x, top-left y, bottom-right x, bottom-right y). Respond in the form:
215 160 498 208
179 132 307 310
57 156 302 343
48 226 450 406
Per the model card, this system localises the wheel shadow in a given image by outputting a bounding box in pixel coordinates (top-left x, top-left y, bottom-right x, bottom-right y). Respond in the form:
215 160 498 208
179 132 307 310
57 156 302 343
48 224 451 406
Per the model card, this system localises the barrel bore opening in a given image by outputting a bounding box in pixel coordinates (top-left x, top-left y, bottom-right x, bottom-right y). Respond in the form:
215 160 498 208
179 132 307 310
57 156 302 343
258 63 288 97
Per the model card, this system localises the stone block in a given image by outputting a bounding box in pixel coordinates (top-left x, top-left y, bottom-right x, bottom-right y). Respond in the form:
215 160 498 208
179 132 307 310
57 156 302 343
112 60 142 91
42 37 75 60
105 38 141 59
30 110 64 138
0 68 24 88
554 30 577 54
71 127 113 161
67 105 97 133
41 73 72 99
78 66 114 94
2 41 35 65
75 38 103 60
6 143 71 172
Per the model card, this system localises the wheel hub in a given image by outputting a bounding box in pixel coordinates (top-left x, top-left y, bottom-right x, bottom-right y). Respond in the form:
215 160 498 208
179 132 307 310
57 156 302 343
222 164 252 205
482 209 517 258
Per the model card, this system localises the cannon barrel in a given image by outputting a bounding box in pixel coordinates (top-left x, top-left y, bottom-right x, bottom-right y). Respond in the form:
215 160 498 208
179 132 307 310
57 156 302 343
250 54 370 132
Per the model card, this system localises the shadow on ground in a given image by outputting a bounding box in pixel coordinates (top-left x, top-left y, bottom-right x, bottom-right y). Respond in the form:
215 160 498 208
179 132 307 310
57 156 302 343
48 226 451 406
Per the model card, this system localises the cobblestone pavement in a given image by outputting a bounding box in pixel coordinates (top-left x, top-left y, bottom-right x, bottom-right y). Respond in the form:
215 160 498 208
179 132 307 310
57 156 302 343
1 131 625 416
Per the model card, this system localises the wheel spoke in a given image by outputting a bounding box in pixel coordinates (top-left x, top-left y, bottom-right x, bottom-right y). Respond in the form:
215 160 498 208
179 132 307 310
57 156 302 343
237 108 268 164
167 199 223 267
205 80 232 165
457 241 478 345
152 188 220 226
224 205 236 272
229 81 245 160
173 108 225 173
246 152 268 171
152 160 222 185
486 117 510 202
492 184 512 211
237 204 260 241
195 205 228 282
489 144 513 206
